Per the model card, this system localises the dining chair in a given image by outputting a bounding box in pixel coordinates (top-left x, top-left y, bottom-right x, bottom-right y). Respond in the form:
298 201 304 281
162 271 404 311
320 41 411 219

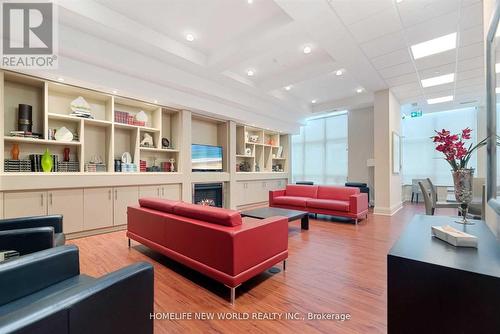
418 181 434 215
411 179 425 203
426 178 461 214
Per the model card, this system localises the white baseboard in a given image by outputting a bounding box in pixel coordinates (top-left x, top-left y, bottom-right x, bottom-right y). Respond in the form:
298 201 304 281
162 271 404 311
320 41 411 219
373 202 403 216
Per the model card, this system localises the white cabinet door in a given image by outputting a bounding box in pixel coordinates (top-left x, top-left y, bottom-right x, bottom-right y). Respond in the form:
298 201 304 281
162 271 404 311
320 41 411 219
4 191 47 218
48 189 84 233
139 185 161 198
114 186 139 226
235 182 248 206
160 184 181 200
83 188 113 230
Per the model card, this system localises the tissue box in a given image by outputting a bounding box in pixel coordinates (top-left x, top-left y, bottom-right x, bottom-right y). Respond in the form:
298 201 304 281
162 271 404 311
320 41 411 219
431 225 478 248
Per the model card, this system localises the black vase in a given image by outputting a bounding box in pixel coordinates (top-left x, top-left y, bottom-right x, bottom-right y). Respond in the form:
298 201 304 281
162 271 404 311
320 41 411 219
18 104 32 132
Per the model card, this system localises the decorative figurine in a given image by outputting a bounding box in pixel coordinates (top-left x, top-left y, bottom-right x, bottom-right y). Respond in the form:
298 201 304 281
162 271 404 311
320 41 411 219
169 158 175 172
162 138 170 149
140 133 153 147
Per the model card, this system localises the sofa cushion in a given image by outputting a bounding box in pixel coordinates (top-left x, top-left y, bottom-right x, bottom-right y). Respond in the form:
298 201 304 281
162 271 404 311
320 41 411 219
139 198 180 214
172 202 242 227
273 196 309 208
307 199 350 212
317 186 359 201
285 185 318 198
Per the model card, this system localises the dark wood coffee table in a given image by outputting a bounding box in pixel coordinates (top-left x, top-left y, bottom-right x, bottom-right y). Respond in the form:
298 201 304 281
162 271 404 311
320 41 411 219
241 207 309 230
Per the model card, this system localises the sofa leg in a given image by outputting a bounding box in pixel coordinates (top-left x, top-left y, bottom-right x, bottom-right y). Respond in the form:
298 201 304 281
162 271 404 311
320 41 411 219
226 285 240 305
128 238 131 248
283 259 287 272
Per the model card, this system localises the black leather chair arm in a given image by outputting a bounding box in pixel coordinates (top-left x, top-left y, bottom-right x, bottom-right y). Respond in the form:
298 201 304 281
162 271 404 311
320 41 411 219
68 262 154 334
0 262 154 334
0 215 63 234
0 227 54 256
0 245 79 306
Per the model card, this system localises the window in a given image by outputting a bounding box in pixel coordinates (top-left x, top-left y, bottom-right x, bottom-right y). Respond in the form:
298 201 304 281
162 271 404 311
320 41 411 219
291 113 348 185
401 107 478 185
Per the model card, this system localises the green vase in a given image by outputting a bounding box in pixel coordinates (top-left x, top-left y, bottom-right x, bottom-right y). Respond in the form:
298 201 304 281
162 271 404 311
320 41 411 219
41 148 53 172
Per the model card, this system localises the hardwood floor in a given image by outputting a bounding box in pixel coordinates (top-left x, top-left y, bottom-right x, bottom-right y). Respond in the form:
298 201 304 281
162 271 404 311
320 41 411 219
69 203 451 334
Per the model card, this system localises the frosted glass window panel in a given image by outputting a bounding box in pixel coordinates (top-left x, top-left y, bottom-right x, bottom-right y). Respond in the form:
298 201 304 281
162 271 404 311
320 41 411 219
401 107 477 185
291 113 348 185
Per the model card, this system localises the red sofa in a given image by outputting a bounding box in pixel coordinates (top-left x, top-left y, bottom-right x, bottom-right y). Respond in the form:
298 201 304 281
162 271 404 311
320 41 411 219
269 185 369 223
127 198 288 303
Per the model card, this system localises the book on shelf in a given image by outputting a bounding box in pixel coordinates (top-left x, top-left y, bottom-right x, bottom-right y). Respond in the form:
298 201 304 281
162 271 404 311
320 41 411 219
9 131 42 139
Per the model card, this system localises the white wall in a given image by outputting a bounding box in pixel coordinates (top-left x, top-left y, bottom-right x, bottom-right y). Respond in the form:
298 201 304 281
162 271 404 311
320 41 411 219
373 89 402 215
191 118 218 146
348 106 374 203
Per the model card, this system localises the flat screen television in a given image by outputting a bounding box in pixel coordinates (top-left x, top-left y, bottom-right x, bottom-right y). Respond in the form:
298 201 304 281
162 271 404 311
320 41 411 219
192 144 223 172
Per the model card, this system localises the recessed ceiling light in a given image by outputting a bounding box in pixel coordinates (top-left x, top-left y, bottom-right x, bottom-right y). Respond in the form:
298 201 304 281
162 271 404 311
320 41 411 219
427 95 453 104
285 85 292 91
185 33 195 42
335 69 343 76
356 88 364 93
311 99 317 104
303 46 312 54
396 0 403 3
112 90 117 94
421 73 455 88
154 99 158 103
247 0 254 3
247 69 255 76
410 33 457 59
57 77 64 82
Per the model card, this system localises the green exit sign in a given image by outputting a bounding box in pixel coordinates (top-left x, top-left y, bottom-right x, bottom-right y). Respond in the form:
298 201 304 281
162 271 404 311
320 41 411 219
410 110 422 118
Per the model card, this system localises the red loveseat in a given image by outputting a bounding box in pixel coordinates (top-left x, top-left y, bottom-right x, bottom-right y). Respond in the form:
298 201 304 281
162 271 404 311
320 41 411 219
269 185 369 224
127 198 288 303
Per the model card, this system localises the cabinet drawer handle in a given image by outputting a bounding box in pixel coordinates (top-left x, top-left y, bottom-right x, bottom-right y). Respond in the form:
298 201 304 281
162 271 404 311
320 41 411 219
115 189 118 200
108 189 112 200
162 188 165 196
49 193 53 205
157 188 160 196
41 193 44 206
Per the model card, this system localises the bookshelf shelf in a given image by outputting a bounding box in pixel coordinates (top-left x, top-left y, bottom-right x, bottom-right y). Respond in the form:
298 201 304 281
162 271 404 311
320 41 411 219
139 147 179 153
2 70 181 175
236 124 288 173
4 136 81 146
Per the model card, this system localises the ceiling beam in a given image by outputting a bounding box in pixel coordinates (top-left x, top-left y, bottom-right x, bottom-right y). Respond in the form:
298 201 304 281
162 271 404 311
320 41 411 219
57 0 207 66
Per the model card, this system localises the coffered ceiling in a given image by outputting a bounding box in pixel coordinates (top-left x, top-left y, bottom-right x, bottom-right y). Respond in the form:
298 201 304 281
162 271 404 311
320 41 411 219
32 0 485 131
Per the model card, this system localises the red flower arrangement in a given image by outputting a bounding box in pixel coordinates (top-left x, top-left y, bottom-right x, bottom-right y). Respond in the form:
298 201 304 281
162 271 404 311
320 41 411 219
432 128 485 171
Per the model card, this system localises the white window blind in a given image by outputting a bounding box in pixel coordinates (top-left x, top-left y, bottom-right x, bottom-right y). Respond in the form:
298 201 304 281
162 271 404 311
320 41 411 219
401 107 478 185
291 113 348 185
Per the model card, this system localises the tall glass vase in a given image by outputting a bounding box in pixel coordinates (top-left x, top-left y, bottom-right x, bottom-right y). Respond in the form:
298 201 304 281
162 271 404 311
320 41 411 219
452 168 474 225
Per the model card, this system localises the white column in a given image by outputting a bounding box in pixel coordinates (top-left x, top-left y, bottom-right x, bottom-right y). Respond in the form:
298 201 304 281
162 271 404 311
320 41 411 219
373 89 402 216
180 110 192 202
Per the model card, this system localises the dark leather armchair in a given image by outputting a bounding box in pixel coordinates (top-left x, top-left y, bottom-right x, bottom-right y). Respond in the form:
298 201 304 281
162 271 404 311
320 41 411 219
0 245 154 334
0 215 65 256
0 227 54 256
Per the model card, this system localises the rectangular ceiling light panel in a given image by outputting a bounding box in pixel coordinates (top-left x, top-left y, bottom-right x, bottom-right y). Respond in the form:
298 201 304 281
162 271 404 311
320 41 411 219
411 33 457 59
421 73 455 88
427 95 454 104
